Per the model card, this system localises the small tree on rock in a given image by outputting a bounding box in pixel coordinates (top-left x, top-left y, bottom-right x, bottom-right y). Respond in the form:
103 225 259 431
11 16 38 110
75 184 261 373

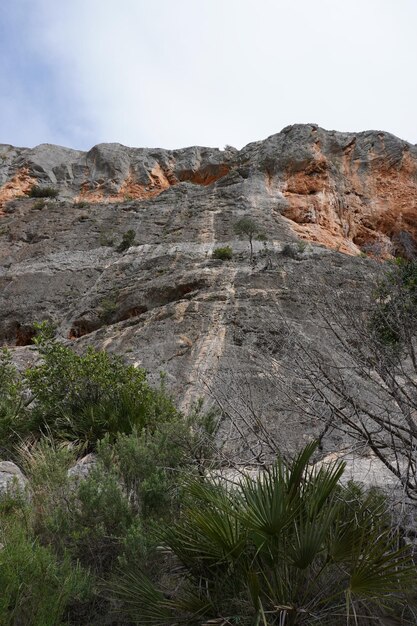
234 217 262 262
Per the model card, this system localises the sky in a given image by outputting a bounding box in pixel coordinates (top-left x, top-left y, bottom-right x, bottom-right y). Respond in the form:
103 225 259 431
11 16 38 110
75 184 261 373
1 0 417 151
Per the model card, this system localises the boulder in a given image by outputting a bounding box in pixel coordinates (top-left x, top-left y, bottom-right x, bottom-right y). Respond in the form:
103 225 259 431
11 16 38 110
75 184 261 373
0 460 28 497
67 453 97 481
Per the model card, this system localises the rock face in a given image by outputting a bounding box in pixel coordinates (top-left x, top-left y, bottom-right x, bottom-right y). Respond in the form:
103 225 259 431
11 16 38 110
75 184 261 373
1 124 417 452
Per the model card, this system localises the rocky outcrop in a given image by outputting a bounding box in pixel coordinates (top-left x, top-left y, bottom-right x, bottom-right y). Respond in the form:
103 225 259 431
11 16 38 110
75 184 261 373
1 125 417 452
2 125 417 255
0 142 234 207
276 126 417 256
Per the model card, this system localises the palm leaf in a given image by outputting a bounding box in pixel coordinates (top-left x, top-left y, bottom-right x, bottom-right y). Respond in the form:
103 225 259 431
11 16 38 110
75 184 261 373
240 467 295 542
109 569 174 625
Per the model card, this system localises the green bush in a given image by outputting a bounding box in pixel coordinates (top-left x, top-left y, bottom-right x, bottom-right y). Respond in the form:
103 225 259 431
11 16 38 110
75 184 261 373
69 462 136 572
98 406 213 519
111 442 414 625
13 438 160 619
19 411 211 567
1 323 179 454
13 440 138 620
281 242 299 258
33 198 46 210
28 185 58 199
4 338 216 464
212 246 233 260
0 520 90 626
116 229 136 252
370 258 417 348
0 349 28 458
18 438 77 548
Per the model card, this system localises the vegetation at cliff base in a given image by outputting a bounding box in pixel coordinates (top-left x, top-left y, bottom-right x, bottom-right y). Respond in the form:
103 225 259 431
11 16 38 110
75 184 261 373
112 443 414 625
0 318 416 624
0 324 215 624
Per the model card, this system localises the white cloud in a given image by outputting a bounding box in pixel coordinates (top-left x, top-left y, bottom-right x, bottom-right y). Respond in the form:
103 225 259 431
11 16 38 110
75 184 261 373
2 0 417 149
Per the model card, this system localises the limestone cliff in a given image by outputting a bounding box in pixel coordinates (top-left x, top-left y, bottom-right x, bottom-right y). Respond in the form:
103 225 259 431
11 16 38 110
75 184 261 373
1 124 416 451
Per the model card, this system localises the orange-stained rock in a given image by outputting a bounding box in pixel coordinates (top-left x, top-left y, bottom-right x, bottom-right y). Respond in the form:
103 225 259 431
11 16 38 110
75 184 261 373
76 165 173 203
279 128 417 257
0 168 36 212
2 126 417 259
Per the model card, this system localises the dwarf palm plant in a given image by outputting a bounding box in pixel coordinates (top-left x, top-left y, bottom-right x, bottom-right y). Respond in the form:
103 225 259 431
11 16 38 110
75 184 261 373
110 442 415 625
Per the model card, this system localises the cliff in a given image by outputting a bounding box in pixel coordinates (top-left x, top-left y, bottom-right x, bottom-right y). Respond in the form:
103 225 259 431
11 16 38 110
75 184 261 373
1 124 416 451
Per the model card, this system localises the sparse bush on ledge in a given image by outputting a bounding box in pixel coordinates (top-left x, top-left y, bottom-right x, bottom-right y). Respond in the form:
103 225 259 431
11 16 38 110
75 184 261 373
212 245 233 260
28 185 59 199
281 242 306 258
73 200 89 209
116 229 136 252
33 199 46 210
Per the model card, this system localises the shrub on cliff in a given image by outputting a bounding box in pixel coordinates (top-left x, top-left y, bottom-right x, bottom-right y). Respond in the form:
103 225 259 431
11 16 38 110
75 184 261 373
212 245 233 260
28 185 58 198
116 229 136 252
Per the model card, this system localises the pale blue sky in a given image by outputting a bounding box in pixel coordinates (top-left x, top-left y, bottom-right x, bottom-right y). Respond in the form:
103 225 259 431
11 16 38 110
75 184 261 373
1 0 417 150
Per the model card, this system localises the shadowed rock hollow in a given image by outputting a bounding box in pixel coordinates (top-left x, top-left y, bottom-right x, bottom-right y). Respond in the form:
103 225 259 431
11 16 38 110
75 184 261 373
1 124 417 453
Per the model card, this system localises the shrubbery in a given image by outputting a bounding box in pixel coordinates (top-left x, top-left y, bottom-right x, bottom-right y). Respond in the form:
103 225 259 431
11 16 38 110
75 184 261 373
212 245 233 260
1 323 416 624
116 229 136 252
28 185 58 198
111 442 415 626
0 325 215 624
0 322 178 454
0 519 90 626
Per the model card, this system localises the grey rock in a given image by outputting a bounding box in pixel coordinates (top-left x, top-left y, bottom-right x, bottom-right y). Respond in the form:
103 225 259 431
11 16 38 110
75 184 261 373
67 453 97 481
0 460 28 497
1 125 417 459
